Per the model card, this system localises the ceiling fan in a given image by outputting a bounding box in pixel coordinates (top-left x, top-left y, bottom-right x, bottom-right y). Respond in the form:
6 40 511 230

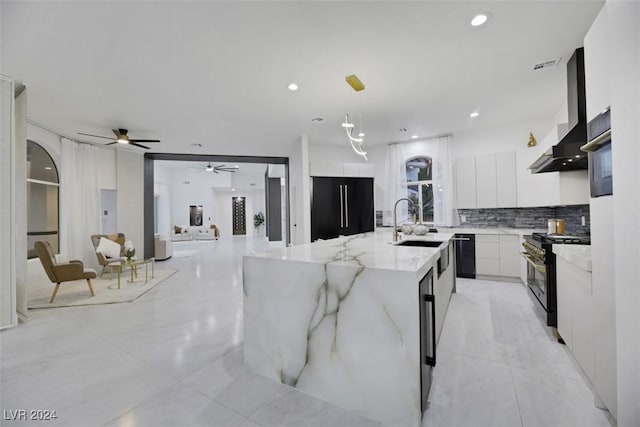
194 163 239 173
77 128 160 149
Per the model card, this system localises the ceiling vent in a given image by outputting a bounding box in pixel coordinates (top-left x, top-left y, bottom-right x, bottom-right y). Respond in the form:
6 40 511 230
531 58 561 71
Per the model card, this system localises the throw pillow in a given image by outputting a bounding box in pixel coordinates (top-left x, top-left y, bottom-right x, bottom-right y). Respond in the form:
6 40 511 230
96 237 122 259
174 225 182 234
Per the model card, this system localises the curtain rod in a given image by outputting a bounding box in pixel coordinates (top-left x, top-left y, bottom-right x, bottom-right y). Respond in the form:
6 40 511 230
27 119 99 146
388 133 453 146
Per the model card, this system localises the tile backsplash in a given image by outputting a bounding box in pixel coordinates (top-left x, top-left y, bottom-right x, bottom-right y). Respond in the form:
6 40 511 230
457 205 590 235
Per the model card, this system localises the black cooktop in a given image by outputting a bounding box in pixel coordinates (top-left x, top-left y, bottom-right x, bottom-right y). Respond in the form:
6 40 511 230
531 232 591 245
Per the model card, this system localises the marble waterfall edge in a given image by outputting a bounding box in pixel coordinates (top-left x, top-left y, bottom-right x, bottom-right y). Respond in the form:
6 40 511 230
243 234 439 426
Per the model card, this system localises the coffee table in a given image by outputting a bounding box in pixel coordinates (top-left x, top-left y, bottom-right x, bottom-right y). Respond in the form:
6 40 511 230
107 257 155 289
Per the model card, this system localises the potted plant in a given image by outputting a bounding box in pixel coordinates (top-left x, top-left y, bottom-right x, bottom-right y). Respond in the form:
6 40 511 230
253 211 265 235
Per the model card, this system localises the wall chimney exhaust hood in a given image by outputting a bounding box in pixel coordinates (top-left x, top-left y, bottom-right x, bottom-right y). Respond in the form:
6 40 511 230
530 48 588 173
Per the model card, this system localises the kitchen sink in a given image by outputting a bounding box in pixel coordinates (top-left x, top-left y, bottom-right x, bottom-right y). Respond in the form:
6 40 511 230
395 240 444 248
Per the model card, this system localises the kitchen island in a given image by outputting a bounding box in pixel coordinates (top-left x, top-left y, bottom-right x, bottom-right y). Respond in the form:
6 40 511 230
243 231 455 426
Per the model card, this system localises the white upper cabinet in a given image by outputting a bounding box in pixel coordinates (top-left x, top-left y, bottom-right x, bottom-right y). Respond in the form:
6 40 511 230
584 7 610 121
496 151 517 208
310 162 375 178
455 151 517 209
455 156 477 209
475 153 498 208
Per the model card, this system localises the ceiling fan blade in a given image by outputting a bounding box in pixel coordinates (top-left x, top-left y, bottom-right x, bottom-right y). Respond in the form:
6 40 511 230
129 142 151 149
105 141 118 145
78 132 113 140
129 139 161 143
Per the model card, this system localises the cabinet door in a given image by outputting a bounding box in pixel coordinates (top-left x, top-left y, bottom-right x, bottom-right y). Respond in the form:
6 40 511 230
556 258 574 351
311 177 342 241
475 235 500 275
455 156 476 208
498 235 520 277
475 153 497 208
496 152 517 208
343 177 374 236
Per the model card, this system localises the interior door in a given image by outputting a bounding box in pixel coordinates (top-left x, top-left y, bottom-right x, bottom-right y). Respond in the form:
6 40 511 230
311 177 342 241
343 177 374 235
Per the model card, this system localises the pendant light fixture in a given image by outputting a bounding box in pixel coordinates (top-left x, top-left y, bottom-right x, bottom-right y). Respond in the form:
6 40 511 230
343 74 368 160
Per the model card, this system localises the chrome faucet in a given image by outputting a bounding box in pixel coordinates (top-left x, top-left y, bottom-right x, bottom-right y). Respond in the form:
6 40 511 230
393 198 415 242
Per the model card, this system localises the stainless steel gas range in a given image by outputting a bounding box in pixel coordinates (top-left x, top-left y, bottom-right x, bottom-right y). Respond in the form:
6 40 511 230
522 233 591 327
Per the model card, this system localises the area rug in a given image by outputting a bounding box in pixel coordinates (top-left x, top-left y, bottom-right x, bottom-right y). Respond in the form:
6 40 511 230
28 268 178 309
172 250 198 258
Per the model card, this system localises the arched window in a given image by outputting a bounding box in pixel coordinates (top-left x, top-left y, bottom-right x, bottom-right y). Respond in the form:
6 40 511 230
27 140 59 258
405 157 433 224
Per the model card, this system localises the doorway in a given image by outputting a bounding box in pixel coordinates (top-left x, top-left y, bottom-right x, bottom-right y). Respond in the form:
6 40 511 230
143 154 290 258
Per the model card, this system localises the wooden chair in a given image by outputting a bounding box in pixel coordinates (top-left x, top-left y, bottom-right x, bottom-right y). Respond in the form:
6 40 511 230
34 241 97 303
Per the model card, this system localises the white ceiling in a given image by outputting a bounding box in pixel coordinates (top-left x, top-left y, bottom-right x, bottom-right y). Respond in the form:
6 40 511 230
155 160 268 189
1 1 603 157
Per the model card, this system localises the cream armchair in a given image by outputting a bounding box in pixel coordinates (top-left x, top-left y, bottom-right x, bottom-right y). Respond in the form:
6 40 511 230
154 234 173 260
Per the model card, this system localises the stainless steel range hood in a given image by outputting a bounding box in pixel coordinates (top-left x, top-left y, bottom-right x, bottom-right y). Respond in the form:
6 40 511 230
530 48 589 174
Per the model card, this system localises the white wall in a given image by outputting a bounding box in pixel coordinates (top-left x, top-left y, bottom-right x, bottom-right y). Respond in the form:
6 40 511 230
0 77 17 328
607 1 640 425
164 167 231 229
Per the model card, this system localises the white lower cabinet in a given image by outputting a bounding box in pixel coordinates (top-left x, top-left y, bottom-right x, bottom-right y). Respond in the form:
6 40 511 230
498 235 520 277
556 255 596 386
475 234 520 278
475 235 500 275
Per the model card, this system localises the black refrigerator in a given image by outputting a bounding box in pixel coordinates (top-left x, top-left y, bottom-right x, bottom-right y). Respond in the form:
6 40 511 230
311 177 374 241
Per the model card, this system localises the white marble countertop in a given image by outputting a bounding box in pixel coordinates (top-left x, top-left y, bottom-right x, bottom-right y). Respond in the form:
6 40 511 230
247 230 453 275
381 225 546 236
553 244 592 272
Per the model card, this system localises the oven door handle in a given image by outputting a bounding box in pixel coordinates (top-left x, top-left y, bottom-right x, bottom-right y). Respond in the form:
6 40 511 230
521 253 546 272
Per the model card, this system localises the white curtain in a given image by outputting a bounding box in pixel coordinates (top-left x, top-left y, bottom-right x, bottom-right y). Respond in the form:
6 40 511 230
429 135 459 226
384 135 459 227
383 144 408 226
60 139 101 269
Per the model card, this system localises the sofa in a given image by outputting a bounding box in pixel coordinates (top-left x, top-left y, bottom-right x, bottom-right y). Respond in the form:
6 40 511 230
171 224 220 241
154 234 174 260
194 225 219 240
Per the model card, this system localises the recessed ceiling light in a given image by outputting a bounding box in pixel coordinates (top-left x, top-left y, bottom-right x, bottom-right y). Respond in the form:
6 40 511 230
568 158 574 162
470 112 480 118
287 83 299 91
358 132 365 137
471 13 489 27
232 188 236 192
411 135 418 139
44 166 52 170
575 155 581 158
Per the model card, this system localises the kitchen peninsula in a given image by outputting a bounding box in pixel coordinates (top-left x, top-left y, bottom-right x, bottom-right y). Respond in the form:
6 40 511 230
243 231 455 426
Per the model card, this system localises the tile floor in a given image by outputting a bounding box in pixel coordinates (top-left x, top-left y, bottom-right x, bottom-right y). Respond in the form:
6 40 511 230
0 237 613 427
